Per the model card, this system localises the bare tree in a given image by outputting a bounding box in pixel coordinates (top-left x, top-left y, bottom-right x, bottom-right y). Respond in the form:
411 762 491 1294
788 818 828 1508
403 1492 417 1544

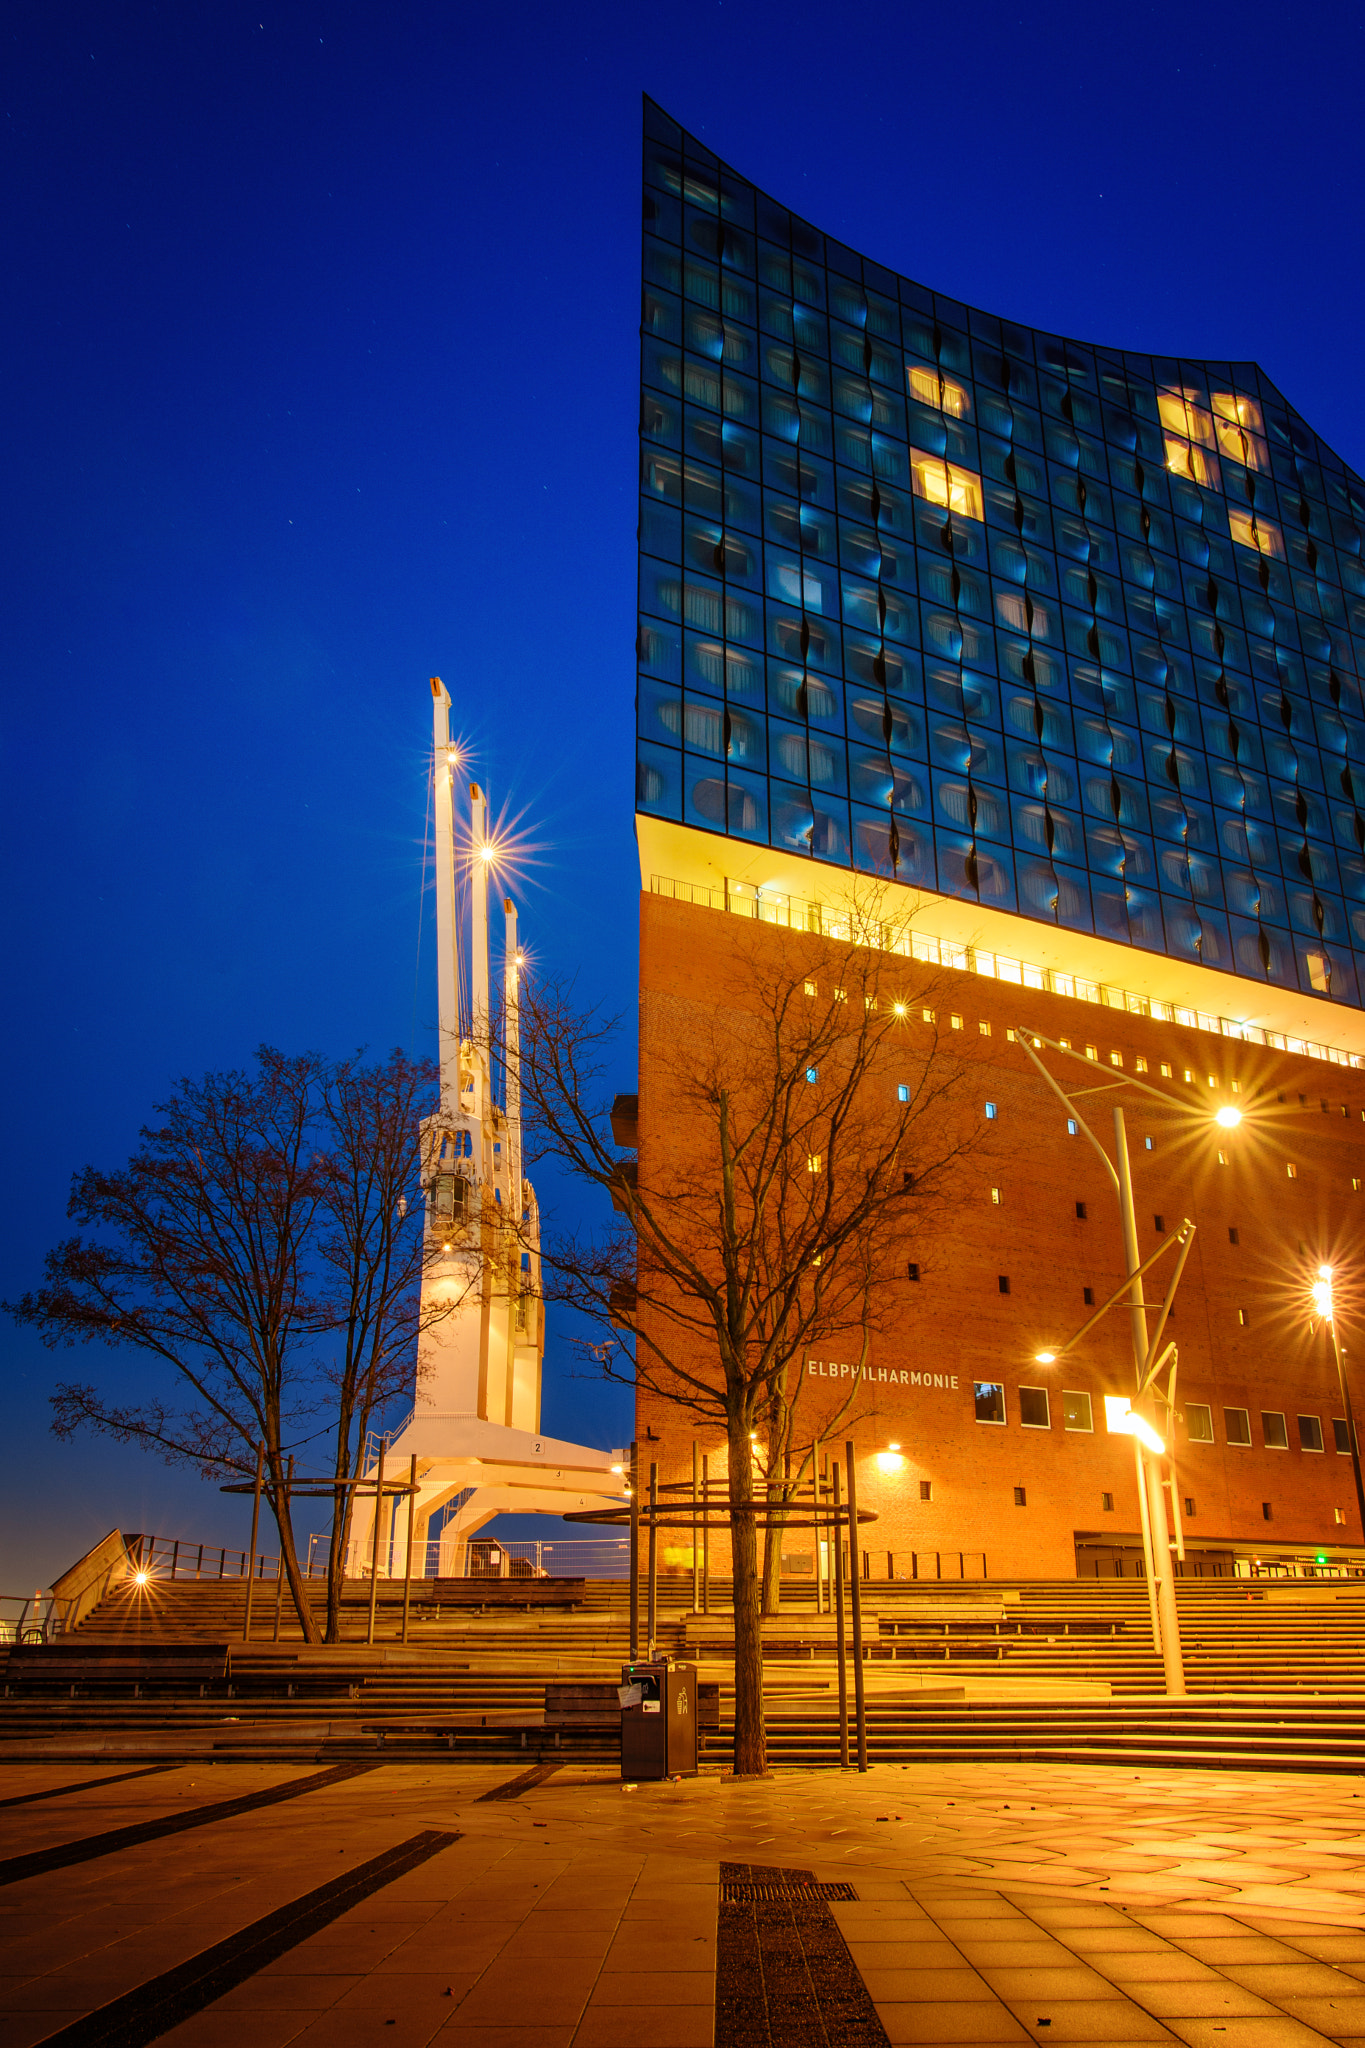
7 1046 456 1645
515 897 979 1775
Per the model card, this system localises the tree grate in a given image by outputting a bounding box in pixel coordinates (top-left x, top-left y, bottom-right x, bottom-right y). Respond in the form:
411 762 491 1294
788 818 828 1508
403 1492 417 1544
720 1880 859 1902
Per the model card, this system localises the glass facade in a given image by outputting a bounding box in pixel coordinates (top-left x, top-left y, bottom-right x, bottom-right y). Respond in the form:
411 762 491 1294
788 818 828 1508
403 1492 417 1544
636 98 1365 1011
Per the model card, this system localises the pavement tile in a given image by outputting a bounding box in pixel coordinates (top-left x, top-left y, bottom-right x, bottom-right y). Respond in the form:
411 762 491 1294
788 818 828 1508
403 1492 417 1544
1158 2021 1341 2047
1080 1955 1223 1985
431 2031 574 2048
212 1976 362 2012
1116 1981 1280 2019
570 2010 713 2048
585 1973 714 2007
453 1961 599 2027
976 1968 1126 2002
985 2006 1174 2043
860 1968 991 2002
874 2001 1034 2043
128 2014 311 2048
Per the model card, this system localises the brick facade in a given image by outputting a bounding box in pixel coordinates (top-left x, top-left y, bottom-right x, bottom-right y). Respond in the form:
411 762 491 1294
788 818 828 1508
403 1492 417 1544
634 889 1365 1580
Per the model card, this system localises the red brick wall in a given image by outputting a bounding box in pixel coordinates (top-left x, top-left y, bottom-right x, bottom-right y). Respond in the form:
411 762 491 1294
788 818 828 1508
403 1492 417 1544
634 891 1365 1579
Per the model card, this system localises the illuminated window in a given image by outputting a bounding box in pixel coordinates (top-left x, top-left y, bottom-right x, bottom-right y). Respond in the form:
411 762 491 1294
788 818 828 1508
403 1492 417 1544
985 1102 997 1119
1085 1044 1098 1061
1158 388 1217 446
897 1084 909 1103
1184 1069 1195 1083
923 1007 936 1023
1163 435 1220 490
807 1153 821 1173
1067 1118 1077 1135
1218 1150 1229 1165
1229 509 1284 558
1353 1177 1361 1192
1236 1306 1247 1325
1059 1038 1071 1050
907 364 969 416
979 1020 992 1037
1109 1051 1123 1068
1135 1058 1148 1074
991 1186 1001 1205
950 1013 963 1031
1287 1163 1298 1179
1160 1063 1172 1078
833 988 847 1003
1144 1137 1153 1150
1211 392 1269 470
804 980 817 997
910 448 983 522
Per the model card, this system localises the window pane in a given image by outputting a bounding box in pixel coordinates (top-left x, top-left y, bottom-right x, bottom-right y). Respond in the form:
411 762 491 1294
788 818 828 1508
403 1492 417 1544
1261 1411 1288 1449
1224 1406 1251 1447
1186 1403 1214 1444
1298 1414 1324 1452
1019 1386 1050 1429
1062 1390 1093 1432
1334 1418 1352 1455
974 1381 1006 1425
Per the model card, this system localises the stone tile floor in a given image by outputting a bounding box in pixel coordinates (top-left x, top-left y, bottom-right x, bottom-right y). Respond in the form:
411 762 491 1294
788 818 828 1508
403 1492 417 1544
0 1759 1363 2045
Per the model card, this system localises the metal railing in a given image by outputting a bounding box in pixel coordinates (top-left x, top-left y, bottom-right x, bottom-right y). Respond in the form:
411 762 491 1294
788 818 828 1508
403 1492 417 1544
887 1551 989 1582
653 873 1365 1074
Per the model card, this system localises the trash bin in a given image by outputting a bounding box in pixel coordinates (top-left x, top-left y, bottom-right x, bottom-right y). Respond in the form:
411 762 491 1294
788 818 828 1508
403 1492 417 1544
618 1660 697 1780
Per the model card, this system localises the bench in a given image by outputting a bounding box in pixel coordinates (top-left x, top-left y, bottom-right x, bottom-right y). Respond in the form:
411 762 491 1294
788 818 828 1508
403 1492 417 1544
410 1578 586 1617
1 1644 230 1698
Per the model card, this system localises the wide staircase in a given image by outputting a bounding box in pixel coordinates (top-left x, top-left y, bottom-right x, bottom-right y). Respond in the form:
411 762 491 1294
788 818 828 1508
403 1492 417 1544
4 1576 1365 1772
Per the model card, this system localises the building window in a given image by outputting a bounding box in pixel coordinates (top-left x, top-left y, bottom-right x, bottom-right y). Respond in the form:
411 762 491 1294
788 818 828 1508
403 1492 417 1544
1186 1403 1214 1444
833 988 847 1004
1299 1414 1325 1452
804 980 817 997
1237 1308 1248 1327
1013 1486 1027 1507
1063 1390 1093 1432
1262 1411 1288 1449
985 1101 997 1119
910 448 983 522
906 1261 920 1282
1144 1136 1153 1150
898 1084 909 1102
1083 1286 1094 1306
1184 1497 1196 1517
1184 1068 1195 1083
1218 1150 1229 1165
1160 1063 1172 1078
1085 1044 1098 1061
922 1007 935 1023
974 1381 1006 1425
1102 1491 1114 1512
1262 1501 1274 1522
998 1273 1010 1293
1229 1227 1240 1245
806 1066 819 1084
807 1153 821 1173
1287 1164 1298 1179
907 365 969 415
1336 1508 1348 1525
1019 1386 1051 1429
1067 1119 1078 1136
1334 1419 1352 1455
1354 1179 1362 1193
950 1013 963 1031
919 1479 932 1501
1110 1050 1123 1068
1224 1407 1251 1446
979 1020 992 1037
1075 1200 1087 1220
991 1187 1001 1206
1154 1214 1165 1233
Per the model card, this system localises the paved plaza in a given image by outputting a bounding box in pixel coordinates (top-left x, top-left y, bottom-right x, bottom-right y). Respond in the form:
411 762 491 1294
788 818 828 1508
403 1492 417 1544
2 1758 1365 2047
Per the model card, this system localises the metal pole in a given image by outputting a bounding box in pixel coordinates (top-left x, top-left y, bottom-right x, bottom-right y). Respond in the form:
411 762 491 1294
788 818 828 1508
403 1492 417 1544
1327 1314 1365 1546
1133 1437 1162 1655
1114 1105 1185 1695
832 1462 849 1768
242 1442 264 1644
702 1453 710 1615
629 1441 639 1661
367 1439 386 1647
647 1462 658 1659
692 1441 700 1614
812 1439 823 1613
402 1455 417 1645
846 1440 868 1771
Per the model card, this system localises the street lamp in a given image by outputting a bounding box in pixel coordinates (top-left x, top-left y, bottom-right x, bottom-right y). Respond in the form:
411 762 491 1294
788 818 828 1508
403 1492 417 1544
1013 1028 1236 1697
1310 1265 1365 1549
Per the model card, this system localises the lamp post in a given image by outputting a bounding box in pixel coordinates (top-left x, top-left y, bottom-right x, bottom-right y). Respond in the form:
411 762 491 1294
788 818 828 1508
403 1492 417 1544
1013 1030 1238 1698
1310 1267 1365 1549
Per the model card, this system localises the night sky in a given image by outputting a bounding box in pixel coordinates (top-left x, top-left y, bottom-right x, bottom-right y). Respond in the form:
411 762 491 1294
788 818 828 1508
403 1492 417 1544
4 0 1364 1590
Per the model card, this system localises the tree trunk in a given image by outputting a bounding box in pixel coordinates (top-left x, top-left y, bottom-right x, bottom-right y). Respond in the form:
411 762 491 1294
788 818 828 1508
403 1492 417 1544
727 1414 767 1776
325 1424 364 1645
267 1455 322 1646
760 1478 784 1616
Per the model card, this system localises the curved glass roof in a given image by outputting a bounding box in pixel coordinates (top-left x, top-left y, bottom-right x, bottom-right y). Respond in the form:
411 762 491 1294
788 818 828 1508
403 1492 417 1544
635 98 1365 1012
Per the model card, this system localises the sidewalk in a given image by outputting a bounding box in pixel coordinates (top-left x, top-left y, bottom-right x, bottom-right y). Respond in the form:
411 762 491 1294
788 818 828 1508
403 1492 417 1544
0 1759 1364 2046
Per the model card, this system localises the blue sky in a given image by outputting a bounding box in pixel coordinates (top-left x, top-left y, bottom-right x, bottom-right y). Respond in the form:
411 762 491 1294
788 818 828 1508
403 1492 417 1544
4 0 1364 1588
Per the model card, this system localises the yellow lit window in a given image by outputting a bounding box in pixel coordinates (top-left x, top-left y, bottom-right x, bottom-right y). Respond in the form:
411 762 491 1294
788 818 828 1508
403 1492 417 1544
1085 1044 1098 1061
1158 389 1216 446
1211 393 1269 470
1164 435 1221 490
1228 509 1283 557
922 1006 936 1023
1109 1050 1123 1067
911 448 983 522
979 1020 992 1037
1160 1062 1172 1078
950 1013 963 1030
990 1186 1001 1205
1135 1057 1148 1073
1059 1038 1071 1050
1184 1068 1195 1083
1354 1177 1361 1192
1219 1151 1229 1166
807 1153 821 1173
833 987 847 1003
907 364 969 417
1287 1163 1298 1179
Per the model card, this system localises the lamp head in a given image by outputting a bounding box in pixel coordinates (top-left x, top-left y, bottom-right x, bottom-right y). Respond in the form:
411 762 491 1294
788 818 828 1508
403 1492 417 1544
1215 1105 1242 1129
1034 1351 1057 1365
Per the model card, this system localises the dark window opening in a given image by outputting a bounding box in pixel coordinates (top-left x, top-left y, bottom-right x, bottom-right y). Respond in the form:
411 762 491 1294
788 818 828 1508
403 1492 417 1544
906 1261 920 1281
1083 1286 1094 1306
1154 1213 1165 1233
1183 1497 1196 1517
1228 1226 1240 1245
1101 1492 1114 1512
1013 1486 1027 1506
1335 1419 1352 1455
1075 1200 1088 1220
919 1479 932 1502
1262 1501 1274 1521
998 1274 1010 1294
